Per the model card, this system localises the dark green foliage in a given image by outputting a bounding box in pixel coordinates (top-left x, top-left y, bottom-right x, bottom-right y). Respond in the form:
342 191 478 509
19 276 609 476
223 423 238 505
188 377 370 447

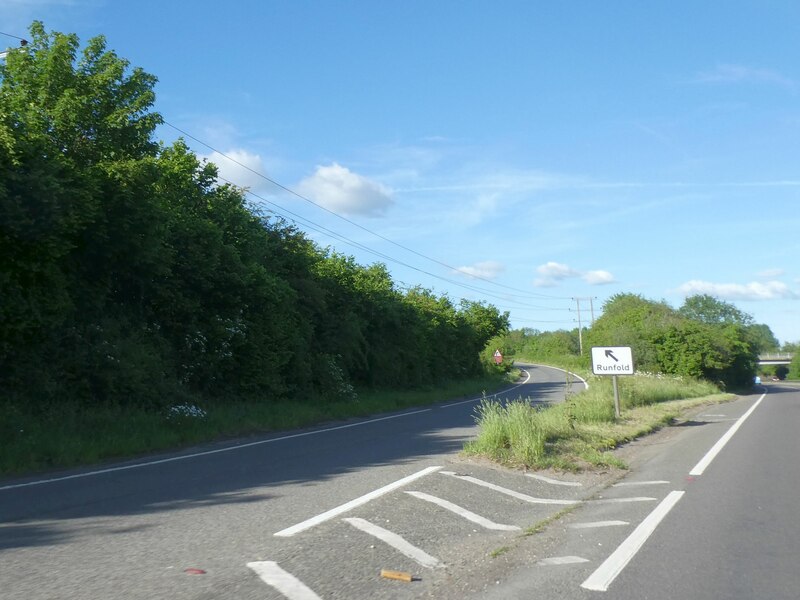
1 23 509 414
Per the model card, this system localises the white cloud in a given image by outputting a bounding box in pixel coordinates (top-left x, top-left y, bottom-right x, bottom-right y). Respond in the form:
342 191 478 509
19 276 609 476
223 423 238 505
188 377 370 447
757 268 785 279
456 261 505 279
583 270 616 285
695 64 796 89
297 163 393 217
533 262 616 287
677 279 799 301
204 149 269 192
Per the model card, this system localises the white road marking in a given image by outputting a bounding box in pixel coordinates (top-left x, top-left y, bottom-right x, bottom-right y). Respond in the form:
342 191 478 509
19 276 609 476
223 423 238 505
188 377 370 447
343 517 443 569
690 392 766 476
441 471 579 505
612 481 669 487
274 466 441 537
526 473 583 487
0 409 434 492
405 491 520 531
538 556 590 566
247 561 323 600
591 497 656 504
581 490 685 592
441 369 531 408
569 521 629 529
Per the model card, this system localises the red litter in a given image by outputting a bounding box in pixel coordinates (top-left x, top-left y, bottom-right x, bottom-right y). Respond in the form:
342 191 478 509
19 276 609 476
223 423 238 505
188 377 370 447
184 568 206 575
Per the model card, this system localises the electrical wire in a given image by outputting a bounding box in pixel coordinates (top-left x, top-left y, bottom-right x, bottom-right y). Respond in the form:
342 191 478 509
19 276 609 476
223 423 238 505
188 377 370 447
164 120 572 301
218 175 573 311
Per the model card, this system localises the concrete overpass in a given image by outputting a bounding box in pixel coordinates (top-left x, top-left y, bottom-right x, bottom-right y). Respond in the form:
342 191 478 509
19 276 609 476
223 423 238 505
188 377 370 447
758 353 794 366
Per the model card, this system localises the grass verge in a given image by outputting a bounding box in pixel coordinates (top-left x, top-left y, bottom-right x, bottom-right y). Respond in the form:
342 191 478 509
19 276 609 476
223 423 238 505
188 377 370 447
463 371 735 471
0 375 512 478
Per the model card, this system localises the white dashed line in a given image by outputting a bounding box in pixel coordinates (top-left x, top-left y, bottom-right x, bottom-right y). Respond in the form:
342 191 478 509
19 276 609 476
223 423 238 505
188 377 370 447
247 561 323 600
343 517 443 569
441 472 579 505
538 556 590 566
406 491 520 531
274 466 441 537
581 490 685 592
569 520 629 529
526 473 583 487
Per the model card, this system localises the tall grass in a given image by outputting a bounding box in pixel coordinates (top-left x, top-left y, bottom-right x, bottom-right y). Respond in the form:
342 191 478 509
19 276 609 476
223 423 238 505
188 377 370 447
0 374 512 477
465 372 728 470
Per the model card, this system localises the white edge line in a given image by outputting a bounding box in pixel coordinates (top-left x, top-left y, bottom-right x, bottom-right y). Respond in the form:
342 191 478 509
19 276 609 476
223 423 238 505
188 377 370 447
440 368 532 408
526 363 589 390
0 408 433 492
247 561 323 600
406 491 520 531
274 466 441 537
343 517 442 569
690 392 766 476
581 490 684 592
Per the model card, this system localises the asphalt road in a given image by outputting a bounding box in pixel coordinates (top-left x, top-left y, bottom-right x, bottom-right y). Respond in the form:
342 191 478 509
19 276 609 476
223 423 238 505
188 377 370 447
479 382 800 600
0 364 585 600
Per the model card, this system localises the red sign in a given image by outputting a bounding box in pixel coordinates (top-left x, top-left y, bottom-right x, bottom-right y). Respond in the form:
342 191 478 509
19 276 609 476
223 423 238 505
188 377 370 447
493 349 503 365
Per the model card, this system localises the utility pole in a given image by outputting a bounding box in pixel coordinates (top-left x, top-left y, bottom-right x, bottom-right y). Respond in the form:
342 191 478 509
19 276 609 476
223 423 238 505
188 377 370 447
573 297 584 355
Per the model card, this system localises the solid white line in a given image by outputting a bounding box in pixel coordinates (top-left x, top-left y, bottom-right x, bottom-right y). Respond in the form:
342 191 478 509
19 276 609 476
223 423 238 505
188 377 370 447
690 392 766 476
527 363 590 390
406 491 520 531
0 409 433 492
538 556 589 566
440 369 532 408
569 520 629 529
343 517 442 569
612 481 669 487
440 471 578 505
274 466 441 537
526 473 583 487
247 561 323 600
581 490 685 592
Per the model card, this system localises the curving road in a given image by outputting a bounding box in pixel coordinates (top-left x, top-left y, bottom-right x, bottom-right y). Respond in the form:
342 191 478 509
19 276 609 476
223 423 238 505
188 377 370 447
0 364 584 600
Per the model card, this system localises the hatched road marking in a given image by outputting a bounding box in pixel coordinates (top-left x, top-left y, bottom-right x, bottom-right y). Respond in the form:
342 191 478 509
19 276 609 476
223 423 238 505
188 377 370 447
274 466 441 537
343 517 443 569
406 491 521 531
569 520 629 529
441 471 579 505
247 561 323 600
526 473 583 487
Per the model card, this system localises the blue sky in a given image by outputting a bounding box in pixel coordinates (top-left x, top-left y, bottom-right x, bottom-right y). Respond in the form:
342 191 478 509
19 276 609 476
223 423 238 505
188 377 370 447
4 1 800 344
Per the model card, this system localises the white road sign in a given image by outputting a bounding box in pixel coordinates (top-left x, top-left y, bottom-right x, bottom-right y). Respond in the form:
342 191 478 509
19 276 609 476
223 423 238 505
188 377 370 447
591 346 634 375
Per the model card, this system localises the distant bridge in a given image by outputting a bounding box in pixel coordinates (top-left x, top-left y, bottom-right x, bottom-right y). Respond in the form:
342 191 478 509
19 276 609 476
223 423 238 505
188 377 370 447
758 353 794 366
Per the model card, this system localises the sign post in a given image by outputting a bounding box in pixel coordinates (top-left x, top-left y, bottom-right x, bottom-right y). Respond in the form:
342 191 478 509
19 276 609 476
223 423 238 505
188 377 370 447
590 346 634 418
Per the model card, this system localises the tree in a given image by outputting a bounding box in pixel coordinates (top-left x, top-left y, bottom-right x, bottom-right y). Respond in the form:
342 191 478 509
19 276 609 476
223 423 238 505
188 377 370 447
679 294 753 326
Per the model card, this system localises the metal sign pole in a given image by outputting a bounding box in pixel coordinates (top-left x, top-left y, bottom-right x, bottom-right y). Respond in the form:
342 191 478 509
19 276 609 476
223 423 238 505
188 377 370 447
612 375 621 418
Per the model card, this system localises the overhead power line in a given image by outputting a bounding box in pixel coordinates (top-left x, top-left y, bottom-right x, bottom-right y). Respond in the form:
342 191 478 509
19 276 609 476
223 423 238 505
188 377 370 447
162 120 572 302
218 174 571 311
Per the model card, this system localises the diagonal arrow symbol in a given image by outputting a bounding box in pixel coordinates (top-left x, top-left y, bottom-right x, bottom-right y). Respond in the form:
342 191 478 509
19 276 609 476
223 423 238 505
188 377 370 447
605 350 619 362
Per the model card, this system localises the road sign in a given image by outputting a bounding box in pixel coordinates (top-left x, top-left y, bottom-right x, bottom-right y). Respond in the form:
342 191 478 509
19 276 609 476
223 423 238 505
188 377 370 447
591 346 634 376
493 349 503 365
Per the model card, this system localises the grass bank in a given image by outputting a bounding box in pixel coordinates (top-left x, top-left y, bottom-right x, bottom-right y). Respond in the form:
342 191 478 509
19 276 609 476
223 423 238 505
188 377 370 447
0 374 511 477
464 371 734 471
